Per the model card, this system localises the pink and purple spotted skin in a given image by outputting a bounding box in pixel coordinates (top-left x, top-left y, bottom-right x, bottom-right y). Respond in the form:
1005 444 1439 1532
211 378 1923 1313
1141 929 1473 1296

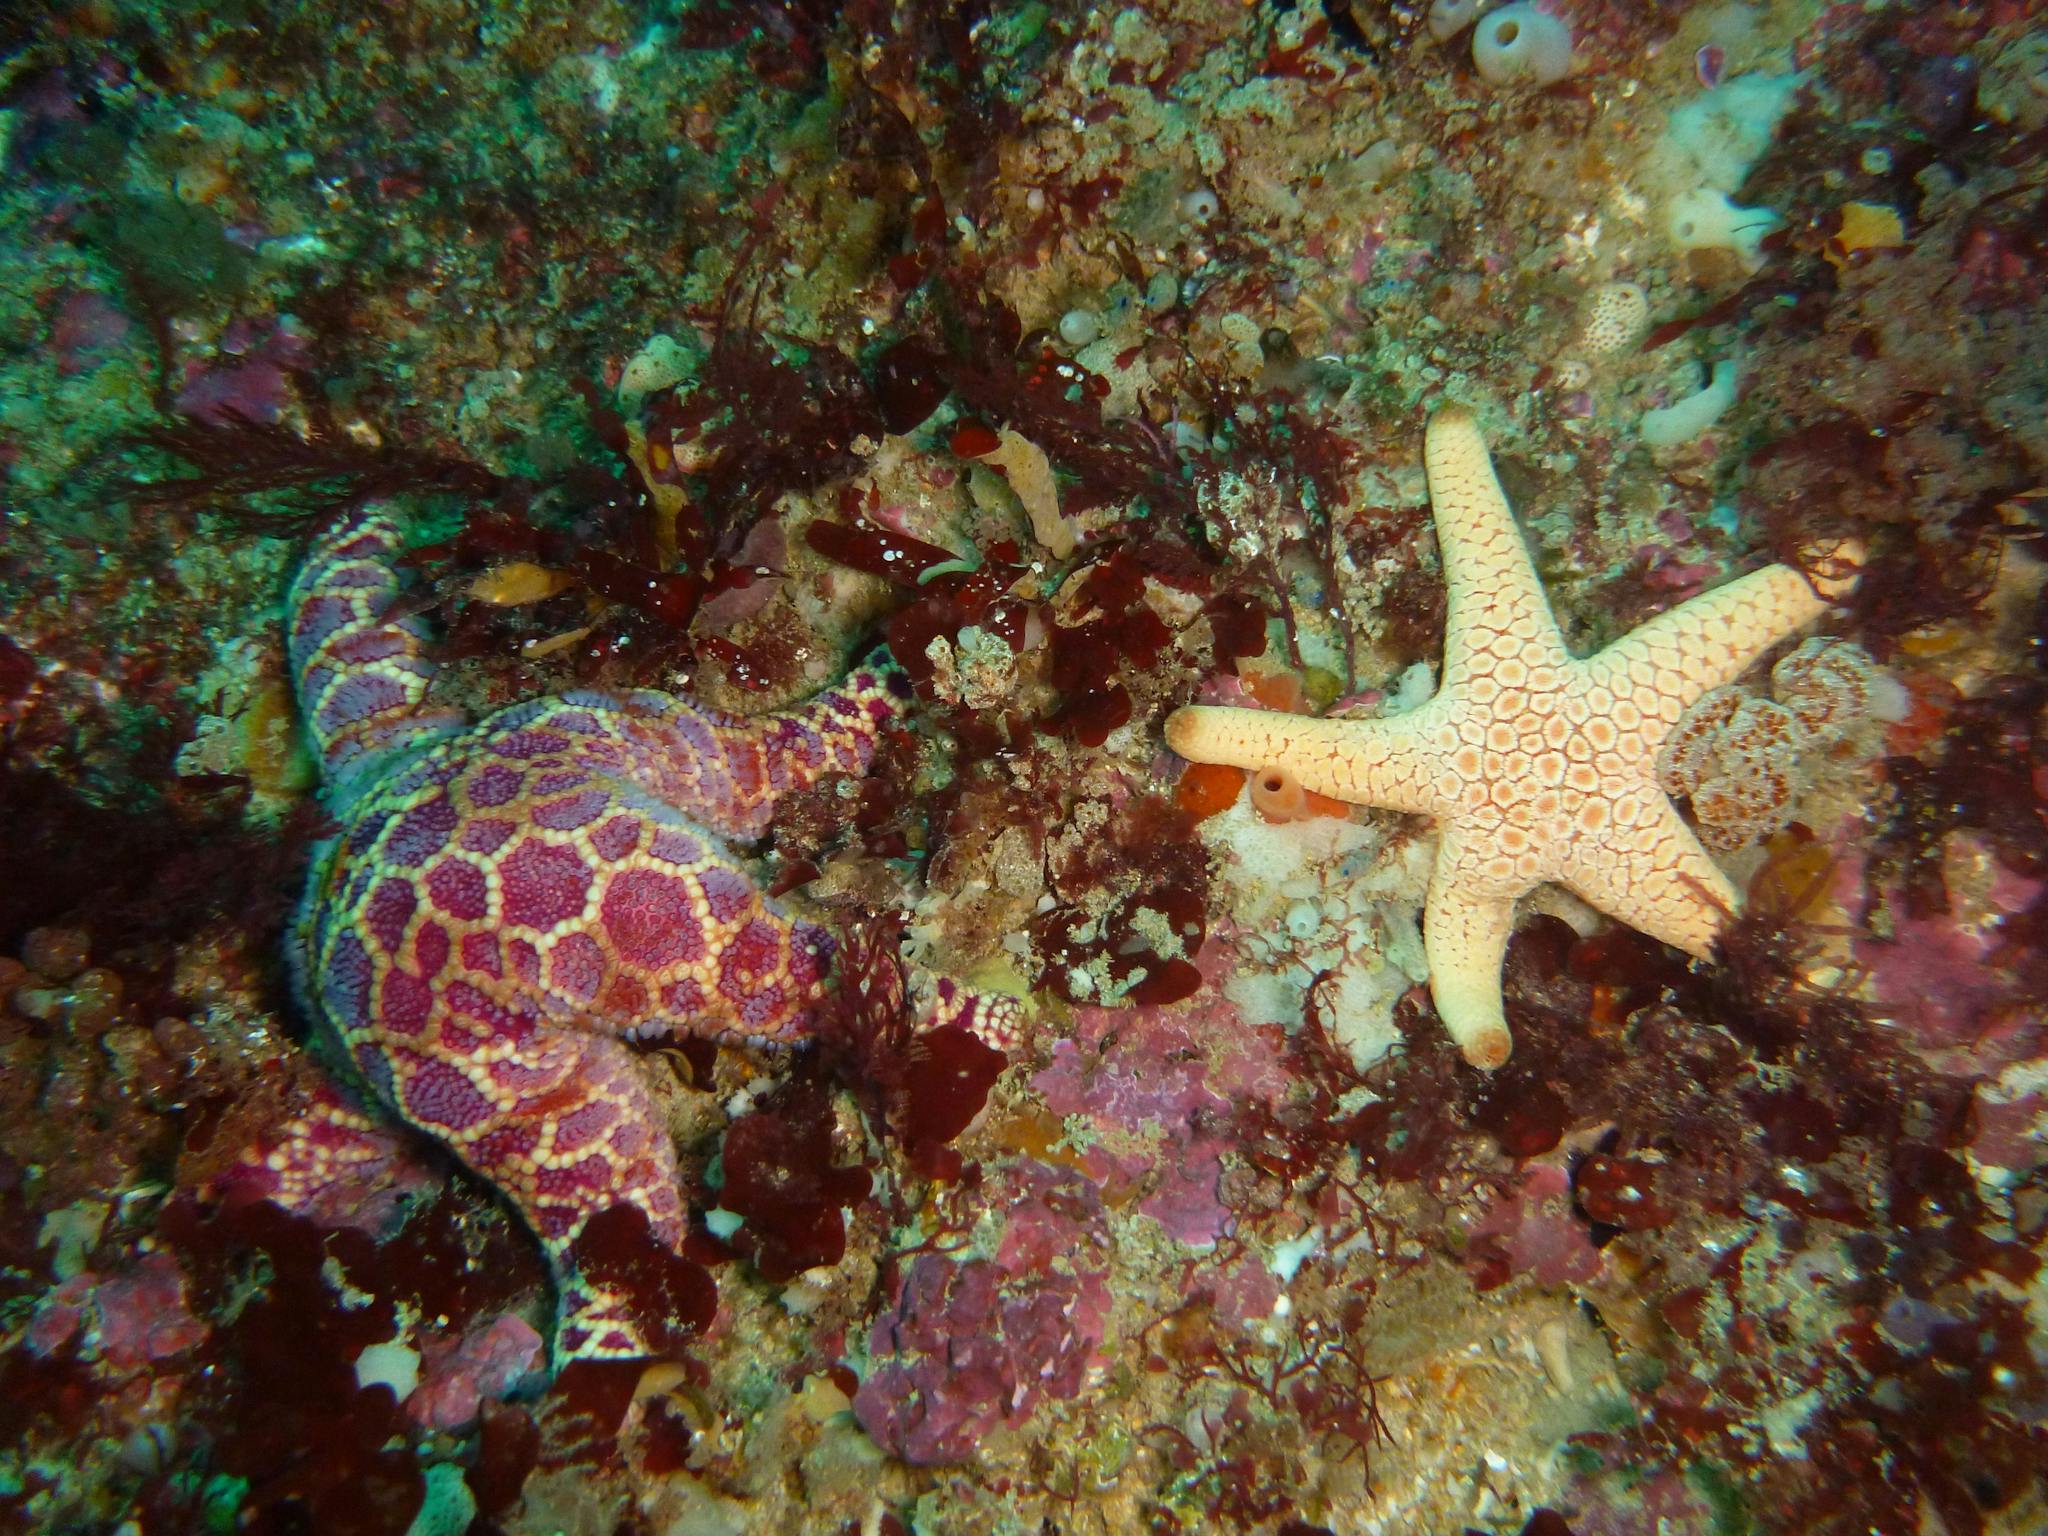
239 506 1018 1361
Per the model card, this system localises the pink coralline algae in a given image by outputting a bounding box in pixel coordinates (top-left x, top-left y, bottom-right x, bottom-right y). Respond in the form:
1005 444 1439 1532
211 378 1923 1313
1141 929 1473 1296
51 289 131 375
1138 1132 1235 1247
1464 1160 1604 1291
1863 911 2024 1049
1968 1078 2047 1182
231 508 1015 1362
1205 1249 1283 1329
406 1314 546 1433
28 1252 207 1371
173 316 311 426
1561 1463 1722 1535
1034 1025 1225 1128
1856 860 2045 1059
994 1158 1114 1276
855 1161 1111 1465
1032 1001 1261 1247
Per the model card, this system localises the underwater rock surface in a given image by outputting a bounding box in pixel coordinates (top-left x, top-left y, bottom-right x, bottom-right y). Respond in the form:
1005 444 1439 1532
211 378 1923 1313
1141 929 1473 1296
1 0 2045 1532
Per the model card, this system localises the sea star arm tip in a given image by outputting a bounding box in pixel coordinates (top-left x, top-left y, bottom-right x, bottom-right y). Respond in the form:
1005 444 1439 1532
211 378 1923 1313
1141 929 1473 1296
1168 704 1442 813
288 506 467 797
647 647 911 842
1556 792 1739 962
1421 860 1516 1071
1423 405 1573 686
1594 540 1864 719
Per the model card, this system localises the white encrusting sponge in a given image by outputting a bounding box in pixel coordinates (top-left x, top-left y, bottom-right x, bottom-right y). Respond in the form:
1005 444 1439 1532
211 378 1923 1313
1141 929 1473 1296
1472 3 1573 87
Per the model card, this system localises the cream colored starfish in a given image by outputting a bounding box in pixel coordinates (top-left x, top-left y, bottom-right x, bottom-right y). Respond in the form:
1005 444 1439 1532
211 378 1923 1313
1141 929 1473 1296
1167 406 1860 1070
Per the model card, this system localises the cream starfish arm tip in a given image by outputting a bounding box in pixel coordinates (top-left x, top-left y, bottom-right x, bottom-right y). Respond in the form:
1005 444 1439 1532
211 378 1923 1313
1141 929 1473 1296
1163 704 1225 762
1163 704 1301 773
1428 401 1480 438
1423 875 1516 1071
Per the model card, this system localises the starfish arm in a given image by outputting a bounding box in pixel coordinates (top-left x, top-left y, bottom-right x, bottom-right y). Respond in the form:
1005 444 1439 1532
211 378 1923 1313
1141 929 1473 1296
1425 406 1573 688
545 651 908 842
1165 704 1445 814
365 1008 693 1362
1586 558 1851 729
1555 786 1739 960
1422 836 1519 1070
289 507 467 802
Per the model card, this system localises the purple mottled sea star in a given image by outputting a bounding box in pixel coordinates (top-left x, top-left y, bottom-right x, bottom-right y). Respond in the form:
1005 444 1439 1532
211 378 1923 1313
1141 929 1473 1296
229 507 1017 1360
